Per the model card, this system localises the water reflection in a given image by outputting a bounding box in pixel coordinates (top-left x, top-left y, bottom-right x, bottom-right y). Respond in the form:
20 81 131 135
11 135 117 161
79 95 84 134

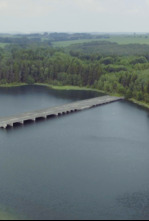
117 192 149 219
0 85 102 117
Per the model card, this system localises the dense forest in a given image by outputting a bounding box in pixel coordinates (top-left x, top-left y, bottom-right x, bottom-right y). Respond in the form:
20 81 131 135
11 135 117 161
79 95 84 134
68 41 149 56
0 34 149 103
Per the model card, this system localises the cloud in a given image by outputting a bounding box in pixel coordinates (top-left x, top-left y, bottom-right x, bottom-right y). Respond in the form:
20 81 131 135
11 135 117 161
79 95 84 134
0 0 148 17
0 0 54 17
73 0 106 13
0 0 149 33
0 1 8 10
70 0 146 16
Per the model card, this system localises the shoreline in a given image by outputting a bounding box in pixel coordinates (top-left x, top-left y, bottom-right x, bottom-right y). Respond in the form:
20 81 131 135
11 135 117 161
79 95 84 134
35 83 104 93
0 83 27 88
129 98 149 110
0 83 149 110
0 83 103 92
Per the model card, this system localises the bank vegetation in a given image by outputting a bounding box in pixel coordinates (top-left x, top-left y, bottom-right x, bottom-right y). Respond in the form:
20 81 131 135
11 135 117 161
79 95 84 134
0 38 149 105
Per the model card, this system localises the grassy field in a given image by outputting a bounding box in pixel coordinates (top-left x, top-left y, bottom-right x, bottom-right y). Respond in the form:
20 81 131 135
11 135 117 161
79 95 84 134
52 38 102 47
0 34 149 48
52 35 149 47
0 43 9 48
107 35 149 44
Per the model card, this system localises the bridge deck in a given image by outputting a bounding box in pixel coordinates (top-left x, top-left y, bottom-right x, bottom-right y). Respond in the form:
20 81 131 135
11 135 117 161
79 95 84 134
0 95 124 129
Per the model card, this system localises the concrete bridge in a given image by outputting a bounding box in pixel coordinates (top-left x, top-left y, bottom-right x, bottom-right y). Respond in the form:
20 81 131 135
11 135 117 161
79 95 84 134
0 95 124 129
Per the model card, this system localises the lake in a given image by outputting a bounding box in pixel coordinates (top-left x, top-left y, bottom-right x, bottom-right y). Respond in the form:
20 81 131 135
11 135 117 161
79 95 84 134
0 85 149 220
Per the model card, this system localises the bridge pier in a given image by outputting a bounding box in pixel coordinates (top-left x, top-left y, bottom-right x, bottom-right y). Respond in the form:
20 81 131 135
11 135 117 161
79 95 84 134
24 119 36 124
13 121 24 127
8 123 13 127
2 124 7 129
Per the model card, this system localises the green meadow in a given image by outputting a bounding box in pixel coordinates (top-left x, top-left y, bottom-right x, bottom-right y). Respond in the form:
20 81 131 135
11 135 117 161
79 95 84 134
52 35 149 47
0 43 8 48
52 38 101 47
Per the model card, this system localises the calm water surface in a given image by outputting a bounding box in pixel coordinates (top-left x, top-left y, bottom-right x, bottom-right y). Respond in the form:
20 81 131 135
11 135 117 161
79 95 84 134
0 86 149 220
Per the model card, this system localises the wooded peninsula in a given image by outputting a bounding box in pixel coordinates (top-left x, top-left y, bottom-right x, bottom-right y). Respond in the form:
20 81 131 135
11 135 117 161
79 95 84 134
0 33 149 105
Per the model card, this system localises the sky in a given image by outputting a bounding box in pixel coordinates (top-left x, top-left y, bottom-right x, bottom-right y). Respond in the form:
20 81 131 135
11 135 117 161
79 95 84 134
0 0 149 33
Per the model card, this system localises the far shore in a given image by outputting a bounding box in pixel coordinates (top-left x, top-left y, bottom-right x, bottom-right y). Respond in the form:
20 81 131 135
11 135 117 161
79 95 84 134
0 82 149 110
0 83 27 88
35 83 105 93
0 82 102 92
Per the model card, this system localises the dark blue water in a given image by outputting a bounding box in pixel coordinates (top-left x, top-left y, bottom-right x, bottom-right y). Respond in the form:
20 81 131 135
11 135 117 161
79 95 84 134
0 86 149 220
0 85 101 117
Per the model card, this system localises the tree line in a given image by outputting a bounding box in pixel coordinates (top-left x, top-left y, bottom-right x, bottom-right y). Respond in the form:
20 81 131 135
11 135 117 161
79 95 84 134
0 42 149 103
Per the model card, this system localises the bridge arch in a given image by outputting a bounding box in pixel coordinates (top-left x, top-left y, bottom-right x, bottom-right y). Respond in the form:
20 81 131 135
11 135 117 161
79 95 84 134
47 114 57 119
24 119 35 125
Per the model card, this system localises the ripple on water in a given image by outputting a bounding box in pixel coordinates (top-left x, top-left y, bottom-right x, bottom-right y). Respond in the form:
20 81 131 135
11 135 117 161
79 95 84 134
117 191 149 220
